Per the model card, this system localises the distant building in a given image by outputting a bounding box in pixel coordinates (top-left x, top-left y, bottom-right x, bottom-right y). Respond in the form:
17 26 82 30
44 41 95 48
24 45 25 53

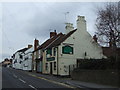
22 45 33 71
2 58 12 67
12 47 28 69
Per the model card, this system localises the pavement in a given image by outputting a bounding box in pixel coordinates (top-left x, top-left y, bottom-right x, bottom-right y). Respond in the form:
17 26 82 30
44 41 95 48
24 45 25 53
22 68 120 90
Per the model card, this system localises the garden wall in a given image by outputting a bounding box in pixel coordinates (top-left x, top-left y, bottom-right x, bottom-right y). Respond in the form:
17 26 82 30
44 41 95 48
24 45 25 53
71 69 120 87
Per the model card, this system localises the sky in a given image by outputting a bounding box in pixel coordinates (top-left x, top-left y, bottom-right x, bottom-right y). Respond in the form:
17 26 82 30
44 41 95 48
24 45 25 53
0 2 107 62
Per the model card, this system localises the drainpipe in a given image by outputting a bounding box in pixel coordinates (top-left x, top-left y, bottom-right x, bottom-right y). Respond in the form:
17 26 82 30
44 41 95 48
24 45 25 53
57 47 59 76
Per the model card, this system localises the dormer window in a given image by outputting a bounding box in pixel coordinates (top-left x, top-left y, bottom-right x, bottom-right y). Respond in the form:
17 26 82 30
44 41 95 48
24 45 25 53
46 48 52 55
62 45 73 54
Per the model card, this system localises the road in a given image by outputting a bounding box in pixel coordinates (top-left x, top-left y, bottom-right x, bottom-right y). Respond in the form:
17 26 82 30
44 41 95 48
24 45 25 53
2 67 74 90
2 67 118 90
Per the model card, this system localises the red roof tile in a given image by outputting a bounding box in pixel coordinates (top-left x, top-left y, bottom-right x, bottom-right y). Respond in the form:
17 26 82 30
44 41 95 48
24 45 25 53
35 29 77 51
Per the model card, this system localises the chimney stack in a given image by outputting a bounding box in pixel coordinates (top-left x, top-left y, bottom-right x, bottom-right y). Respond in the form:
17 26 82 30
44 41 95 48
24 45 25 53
28 45 32 49
93 35 98 43
50 30 57 38
77 16 85 21
65 23 74 34
77 16 86 33
34 39 39 50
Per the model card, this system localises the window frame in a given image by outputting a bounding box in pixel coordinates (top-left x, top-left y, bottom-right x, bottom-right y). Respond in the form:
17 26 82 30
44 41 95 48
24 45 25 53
19 54 23 59
62 45 73 54
46 48 52 55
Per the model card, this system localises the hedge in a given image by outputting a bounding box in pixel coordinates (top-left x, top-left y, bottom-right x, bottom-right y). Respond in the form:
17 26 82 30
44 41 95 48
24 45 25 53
77 58 120 70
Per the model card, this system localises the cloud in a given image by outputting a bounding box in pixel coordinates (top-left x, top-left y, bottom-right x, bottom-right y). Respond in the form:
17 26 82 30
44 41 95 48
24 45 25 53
26 12 65 38
24 2 105 38
1 53 11 60
24 2 86 38
1 2 106 62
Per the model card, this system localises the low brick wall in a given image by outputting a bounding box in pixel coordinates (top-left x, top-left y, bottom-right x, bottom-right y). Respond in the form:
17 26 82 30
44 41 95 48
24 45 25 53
71 69 120 87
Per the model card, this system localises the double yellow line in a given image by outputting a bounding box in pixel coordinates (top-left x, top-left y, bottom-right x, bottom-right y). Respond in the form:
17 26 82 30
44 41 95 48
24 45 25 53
28 73 75 88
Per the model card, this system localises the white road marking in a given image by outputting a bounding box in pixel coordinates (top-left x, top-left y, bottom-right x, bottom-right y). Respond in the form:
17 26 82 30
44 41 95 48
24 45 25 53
13 74 17 78
29 85 37 90
28 74 75 88
19 78 26 83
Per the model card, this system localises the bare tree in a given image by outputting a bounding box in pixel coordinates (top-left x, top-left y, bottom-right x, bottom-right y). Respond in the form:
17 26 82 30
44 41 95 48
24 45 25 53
95 2 120 48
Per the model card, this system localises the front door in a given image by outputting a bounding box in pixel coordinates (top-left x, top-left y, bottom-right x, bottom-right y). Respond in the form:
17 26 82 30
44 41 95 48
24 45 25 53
39 61 42 73
50 62 52 74
36 61 39 72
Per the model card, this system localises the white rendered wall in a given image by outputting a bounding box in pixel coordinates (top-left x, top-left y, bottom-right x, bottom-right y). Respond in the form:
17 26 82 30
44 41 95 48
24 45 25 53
22 47 33 71
57 16 106 76
42 16 106 76
73 16 105 59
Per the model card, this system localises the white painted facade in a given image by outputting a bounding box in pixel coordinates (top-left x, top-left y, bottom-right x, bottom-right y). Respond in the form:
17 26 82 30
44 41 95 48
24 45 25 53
22 47 33 71
12 51 24 69
42 16 106 76
73 16 105 59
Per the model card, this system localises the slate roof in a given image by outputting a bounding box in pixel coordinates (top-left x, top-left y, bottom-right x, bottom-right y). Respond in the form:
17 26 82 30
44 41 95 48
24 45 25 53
17 48 28 53
35 29 77 51
36 33 64 51
46 29 77 49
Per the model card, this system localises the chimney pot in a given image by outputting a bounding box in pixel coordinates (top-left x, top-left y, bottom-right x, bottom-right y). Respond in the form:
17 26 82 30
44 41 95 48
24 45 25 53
93 35 98 43
34 39 39 50
28 45 32 48
77 16 85 22
65 23 74 34
50 31 57 38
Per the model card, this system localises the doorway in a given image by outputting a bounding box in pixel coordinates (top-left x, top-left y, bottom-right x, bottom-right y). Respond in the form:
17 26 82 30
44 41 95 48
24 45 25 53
50 62 53 74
